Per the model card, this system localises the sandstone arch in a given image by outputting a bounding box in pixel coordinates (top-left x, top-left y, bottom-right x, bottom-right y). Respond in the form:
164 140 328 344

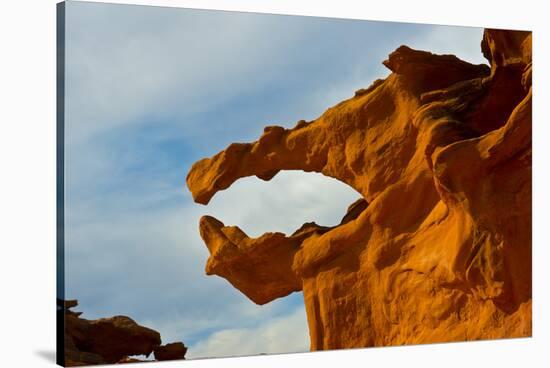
186 29 532 349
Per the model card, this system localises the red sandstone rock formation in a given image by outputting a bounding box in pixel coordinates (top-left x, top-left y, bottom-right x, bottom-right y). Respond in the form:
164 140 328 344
63 300 187 366
153 342 188 361
187 29 531 349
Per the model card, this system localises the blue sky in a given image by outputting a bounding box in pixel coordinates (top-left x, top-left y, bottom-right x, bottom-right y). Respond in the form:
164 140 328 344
63 0 486 359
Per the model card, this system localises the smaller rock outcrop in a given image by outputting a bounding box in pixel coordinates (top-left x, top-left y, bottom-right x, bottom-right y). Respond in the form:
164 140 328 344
153 342 188 361
62 300 187 366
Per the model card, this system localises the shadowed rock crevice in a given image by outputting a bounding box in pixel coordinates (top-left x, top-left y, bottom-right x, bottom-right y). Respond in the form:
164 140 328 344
186 29 531 350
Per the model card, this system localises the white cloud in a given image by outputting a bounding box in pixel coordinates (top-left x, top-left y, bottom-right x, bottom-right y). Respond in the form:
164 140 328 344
65 2 317 144
406 25 486 65
205 171 361 237
187 307 309 359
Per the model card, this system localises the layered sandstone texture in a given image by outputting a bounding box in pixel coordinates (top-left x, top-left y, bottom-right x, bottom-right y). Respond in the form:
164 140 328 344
63 300 187 366
187 29 532 350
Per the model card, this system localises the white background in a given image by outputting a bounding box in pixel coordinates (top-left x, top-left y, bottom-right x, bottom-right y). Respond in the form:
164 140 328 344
0 0 548 367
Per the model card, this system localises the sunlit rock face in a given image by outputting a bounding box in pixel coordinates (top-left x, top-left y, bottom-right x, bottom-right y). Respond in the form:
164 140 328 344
186 29 531 350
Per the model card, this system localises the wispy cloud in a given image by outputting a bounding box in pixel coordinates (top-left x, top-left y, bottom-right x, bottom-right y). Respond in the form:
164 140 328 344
188 307 309 359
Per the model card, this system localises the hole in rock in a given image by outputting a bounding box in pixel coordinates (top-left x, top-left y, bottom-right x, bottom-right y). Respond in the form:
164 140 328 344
204 171 362 238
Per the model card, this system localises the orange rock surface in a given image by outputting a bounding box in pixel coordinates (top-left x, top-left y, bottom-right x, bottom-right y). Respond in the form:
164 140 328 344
186 29 532 350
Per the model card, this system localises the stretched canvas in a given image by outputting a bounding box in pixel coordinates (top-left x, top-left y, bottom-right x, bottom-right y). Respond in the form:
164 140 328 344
56 1 532 366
